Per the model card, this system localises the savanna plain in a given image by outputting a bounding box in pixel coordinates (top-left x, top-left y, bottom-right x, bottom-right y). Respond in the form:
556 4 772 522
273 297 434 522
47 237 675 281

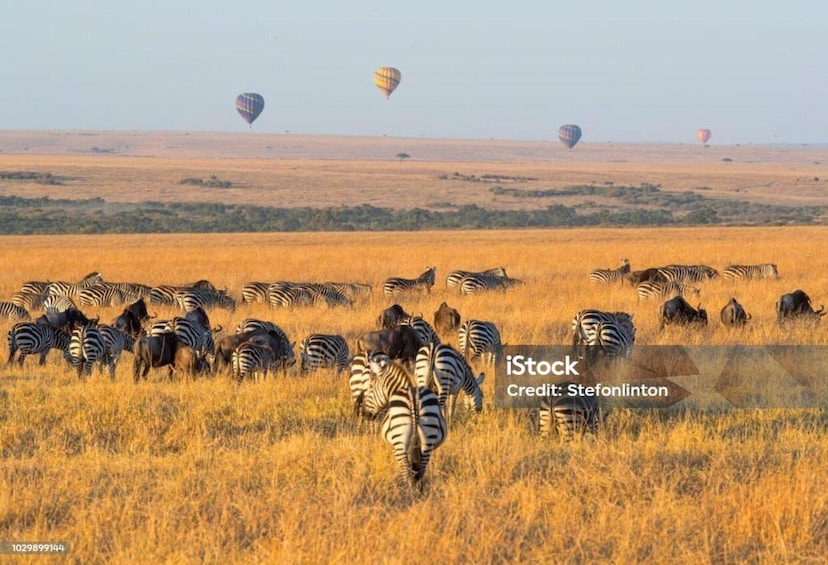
1 227 827 564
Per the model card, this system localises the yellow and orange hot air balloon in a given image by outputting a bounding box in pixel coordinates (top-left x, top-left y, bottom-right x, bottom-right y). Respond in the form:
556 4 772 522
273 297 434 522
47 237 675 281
696 129 712 145
374 67 401 99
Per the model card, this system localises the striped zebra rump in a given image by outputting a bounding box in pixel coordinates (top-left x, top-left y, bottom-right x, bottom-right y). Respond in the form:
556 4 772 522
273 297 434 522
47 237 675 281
43 294 77 312
69 325 109 378
571 310 635 347
99 325 136 374
150 318 214 358
0 302 31 321
268 284 316 308
360 356 416 420
232 342 276 382
79 284 126 308
20 281 51 295
382 385 447 486
540 383 601 440
458 320 503 365
241 282 270 304
415 343 484 424
446 267 507 288
176 288 236 312
234 319 295 366
149 285 181 306
459 274 521 295
588 259 630 284
396 316 441 347
299 334 349 373
383 267 436 296
722 264 779 281
7 322 66 366
584 320 634 361
637 281 700 300
11 292 48 311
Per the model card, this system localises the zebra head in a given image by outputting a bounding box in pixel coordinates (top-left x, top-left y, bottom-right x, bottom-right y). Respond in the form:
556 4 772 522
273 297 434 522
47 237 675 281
464 372 486 413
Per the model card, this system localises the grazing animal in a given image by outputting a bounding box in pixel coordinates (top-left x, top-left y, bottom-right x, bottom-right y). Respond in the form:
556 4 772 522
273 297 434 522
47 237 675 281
268 283 317 308
0 302 31 321
383 267 436 296
359 355 416 420
7 322 71 366
111 309 145 338
46 272 104 297
68 325 109 379
540 382 601 440
433 302 461 335
637 281 700 301
241 282 270 304
395 316 441 347
584 320 634 360
232 342 277 382
458 320 503 365
656 265 719 283
660 296 708 328
349 351 391 423
149 318 215 360
176 287 236 312
36 307 97 332
571 310 635 348
43 295 77 312
133 332 179 381
357 326 423 362
214 331 267 374
98 325 136 377
381 386 447 487
233 319 294 367
720 298 751 326
723 264 779 281
626 268 668 287
173 346 210 379
11 292 48 311
588 259 631 284
299 334 350 374
415 342 484 426
459 274 522 295
776 290 825 324
446 267 507 288
378 304 410 329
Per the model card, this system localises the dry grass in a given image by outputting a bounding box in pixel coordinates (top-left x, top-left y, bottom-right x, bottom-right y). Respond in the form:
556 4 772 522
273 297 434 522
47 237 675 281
1 227 827 563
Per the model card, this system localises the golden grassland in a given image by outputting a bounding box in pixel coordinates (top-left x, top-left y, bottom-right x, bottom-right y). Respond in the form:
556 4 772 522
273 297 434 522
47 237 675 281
1 132 828 210
1 227 827 564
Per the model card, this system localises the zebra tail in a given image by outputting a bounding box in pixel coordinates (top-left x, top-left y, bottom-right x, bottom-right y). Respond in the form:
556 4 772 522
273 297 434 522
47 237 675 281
408 389 422 484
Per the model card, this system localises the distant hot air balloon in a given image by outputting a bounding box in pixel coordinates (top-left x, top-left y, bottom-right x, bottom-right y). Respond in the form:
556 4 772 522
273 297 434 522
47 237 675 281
697 129 712 145
236 93 265 127
374 67 401 99
558 124 582 149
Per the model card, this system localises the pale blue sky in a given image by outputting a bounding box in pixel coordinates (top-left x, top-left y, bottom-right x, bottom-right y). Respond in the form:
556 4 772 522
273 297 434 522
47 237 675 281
1 1 825 143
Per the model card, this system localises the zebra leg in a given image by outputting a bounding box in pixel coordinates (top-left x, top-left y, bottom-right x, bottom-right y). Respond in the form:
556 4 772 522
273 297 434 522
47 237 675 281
18 352 28 366
6 343 16 365
38 350 49 366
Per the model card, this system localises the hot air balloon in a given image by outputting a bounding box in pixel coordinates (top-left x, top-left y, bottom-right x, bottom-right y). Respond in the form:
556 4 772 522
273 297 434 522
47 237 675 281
374 67 401 99
558 124 582 149
696 129 712 145
236 93 265 127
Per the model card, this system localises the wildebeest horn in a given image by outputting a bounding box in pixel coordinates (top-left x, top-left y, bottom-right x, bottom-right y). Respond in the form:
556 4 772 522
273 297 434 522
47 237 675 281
817 305 825 315
213 325 223 332
150 312 158 319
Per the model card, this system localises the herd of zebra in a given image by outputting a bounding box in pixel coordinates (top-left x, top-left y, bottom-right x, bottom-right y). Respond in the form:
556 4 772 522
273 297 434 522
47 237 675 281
0 260 823 487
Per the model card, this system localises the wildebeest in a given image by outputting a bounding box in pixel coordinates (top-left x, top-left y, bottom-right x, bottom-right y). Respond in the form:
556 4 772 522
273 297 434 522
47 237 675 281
660 296 708 329
720 298 751 326
776 290 825 324
112 298 153 337
357 325 422 362
133 332 179 381
173 345 211 379
36 307 97 331
183 306 221 333
433 302 461 335
627 268 668 287
213 329 292 374
378 304 410 329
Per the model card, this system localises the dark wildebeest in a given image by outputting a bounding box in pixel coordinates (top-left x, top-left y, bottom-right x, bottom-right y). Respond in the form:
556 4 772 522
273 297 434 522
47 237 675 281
660 296 708 329
720 298 751 326
377 304 410 329
36 307 97 331
627 268 668 287
357 325 422 362
212 330 291 374
433 302 461 335
112 298 154 337
133 332 179 382
183 306 221 333
173 345 211 379
777 290 825 324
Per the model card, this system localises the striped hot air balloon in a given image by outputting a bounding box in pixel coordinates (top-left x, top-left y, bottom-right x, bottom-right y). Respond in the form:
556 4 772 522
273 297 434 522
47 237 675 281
374 67 401 99
558 124 582 149
236 93 265 127
696 129 712 145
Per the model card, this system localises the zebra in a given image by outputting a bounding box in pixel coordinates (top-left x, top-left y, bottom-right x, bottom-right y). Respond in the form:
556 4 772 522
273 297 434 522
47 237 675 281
359 355 416 420
19 280 51 295
234 318 295 366
657 265 719 283
325 282 372 299
7 322 70 366
722 264 779 281
11 292 48 311
268 284 316 308
241 282 270 304
396 316 441 347
0 302 31 321
381 385 447 487
68 325 109 378
232 342 276 382
43 294 77 312
149 285 182 306
584 320 634 361
99 325 136 377
570 310 635 347
349 351 387 418
299 334 349 374
415 342 485 426
98 282 151 302
459 274 522 295
637 281 700 300
175 288 236 312
446 267 507 288
150 318 215 359
539 382 601 440
383 267 436 296
458 320 503 365
46 272 104 297
294 283 352 307
588 259 631 284
78 284 126 308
